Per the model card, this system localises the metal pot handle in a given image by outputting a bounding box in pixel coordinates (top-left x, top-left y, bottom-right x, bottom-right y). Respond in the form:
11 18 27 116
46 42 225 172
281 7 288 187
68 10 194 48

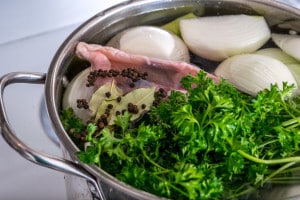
0 72 105 200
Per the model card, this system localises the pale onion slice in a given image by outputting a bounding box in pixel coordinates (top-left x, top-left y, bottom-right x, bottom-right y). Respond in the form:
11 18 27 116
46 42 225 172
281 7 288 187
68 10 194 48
180 14 271 61
62 68 94 122
254 48 300 87
254 48 298 65
272 33 300 61
106 26 190 62
215 54 298 96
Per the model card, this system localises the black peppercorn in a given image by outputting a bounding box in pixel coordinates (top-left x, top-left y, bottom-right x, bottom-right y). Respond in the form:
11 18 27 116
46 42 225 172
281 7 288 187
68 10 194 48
105 92 111 98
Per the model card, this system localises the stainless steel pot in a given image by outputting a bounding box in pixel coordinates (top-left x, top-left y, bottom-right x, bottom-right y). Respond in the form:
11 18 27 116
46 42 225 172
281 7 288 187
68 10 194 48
1 0 300 199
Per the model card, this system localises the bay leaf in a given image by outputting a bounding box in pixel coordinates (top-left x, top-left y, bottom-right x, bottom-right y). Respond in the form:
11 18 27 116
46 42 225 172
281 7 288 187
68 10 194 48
109 87 156 124
95 98 119 122
89 79 123 116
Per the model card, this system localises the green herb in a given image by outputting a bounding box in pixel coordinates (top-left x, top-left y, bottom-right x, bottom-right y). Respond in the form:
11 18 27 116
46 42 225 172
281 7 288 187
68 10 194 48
60 108 85 133
62 71 300 199
60 108 86 148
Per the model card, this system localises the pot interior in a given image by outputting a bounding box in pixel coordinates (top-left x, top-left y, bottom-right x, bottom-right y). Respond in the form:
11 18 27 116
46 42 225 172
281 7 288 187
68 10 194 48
45 0 300 199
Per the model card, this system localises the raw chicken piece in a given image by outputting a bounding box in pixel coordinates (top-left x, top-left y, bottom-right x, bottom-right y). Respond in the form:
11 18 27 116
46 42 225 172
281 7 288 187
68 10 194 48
75 42 219 91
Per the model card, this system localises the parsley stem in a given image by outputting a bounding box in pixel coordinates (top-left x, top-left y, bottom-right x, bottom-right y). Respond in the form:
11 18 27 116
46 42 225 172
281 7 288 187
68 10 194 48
152 169 172 175
282 117 300 128
276 166 300 174
269 180 300 184
270 176 300 181
227 185 256 199
140 147 165 170
200 104 212 126
262 162 296 185
257 139 277 149
238 150 300 165
152 174 189 198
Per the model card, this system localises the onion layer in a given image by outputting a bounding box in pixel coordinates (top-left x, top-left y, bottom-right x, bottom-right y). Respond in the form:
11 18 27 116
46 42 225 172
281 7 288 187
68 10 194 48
107 26 190 62
180 14 271 61
272 33 300 61
62 68 94 122
215 54 298 96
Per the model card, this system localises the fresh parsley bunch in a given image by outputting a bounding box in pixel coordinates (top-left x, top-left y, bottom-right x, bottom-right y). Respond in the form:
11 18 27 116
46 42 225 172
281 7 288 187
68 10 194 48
64 71 300 199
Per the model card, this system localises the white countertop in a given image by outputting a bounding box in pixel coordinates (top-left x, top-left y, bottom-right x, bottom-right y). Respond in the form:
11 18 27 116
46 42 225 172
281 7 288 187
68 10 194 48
0 1 299 200
0 1 125 200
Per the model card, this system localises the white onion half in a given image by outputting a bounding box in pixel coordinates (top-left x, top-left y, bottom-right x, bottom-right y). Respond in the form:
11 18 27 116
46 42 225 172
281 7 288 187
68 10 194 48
272 33 300 61
215 54 298 96
180 14 271 61
106 26 190 62
62 68 94 122
254 48 300 87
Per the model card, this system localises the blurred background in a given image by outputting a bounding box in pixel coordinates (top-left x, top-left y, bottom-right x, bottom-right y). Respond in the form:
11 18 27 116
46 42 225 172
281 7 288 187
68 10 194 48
0 0 299 200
